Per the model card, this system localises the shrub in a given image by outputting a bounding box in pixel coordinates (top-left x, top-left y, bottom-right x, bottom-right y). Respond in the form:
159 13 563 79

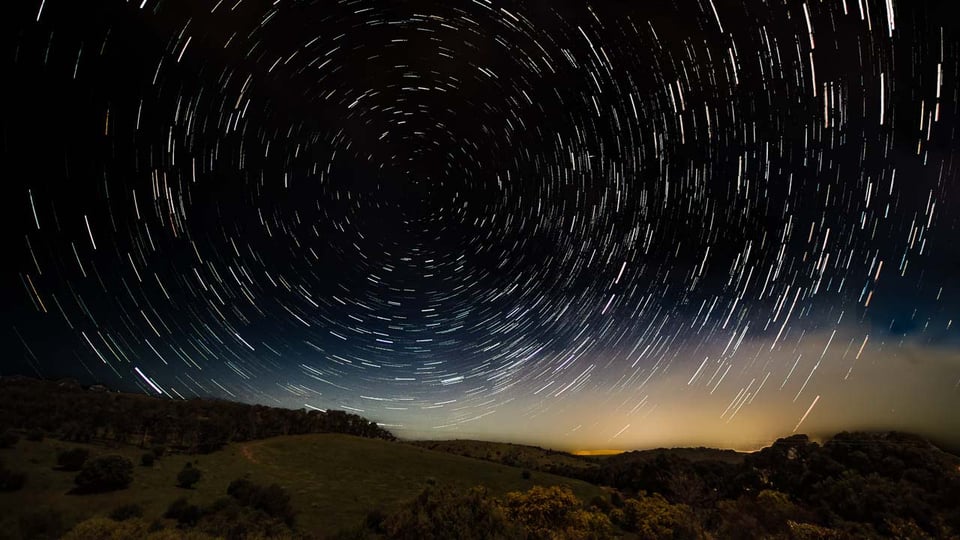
110 503 144 521
195 497 292 539
0 467 27 491
365 508 388 533
226 477 256 501
621 492 699 540
385 485 523 540
141 452 155 467
226 477 296 525
589 495 613 512
0 430 19 448
165 497 203 526
501 485 613 539
26 428 44 441
177 463 202 488
57 448 90 471
74 455 133 493
61 516 119 540
62 517 167 540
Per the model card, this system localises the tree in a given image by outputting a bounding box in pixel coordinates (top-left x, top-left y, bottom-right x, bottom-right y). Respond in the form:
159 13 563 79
501 485 614 539
226 477 296 525
618 492 699 540
177 463 202 488
57 448 90 471
165 497 203 526
385 485 523 540
74 455 133 493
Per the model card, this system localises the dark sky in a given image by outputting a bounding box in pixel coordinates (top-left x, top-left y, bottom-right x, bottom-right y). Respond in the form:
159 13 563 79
2 0 959 450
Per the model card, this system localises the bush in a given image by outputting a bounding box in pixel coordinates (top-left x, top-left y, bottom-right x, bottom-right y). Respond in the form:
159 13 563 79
621 492 699 540
177 463 202 488
57 448 90 471
74 455 133 493
26 428 45 441
62 517 164 540
165 497 203 526
226 477 257 501
0 430 19 448
385 486 524 540
226 477 296 525
589 495 613 512
0 467 27 491
501 485 613 539
110 503 144 521
195 497 293 539
365 508 388 534
141 452 155 467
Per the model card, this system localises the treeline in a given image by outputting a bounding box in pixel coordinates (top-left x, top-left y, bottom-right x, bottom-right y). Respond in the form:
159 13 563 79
0 376 393 453
429 431 960 538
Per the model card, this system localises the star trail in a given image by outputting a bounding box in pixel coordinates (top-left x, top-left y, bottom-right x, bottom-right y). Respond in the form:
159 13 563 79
3 0 959 450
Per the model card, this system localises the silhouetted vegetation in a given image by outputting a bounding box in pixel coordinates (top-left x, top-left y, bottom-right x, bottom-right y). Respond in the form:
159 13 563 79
73 454 133 493
56 448 90 471
0 376 394 454
226 477 297 525
163 478 298 538
383 485 524 539
0 429 20 449
0 461 27 492
3 375 958 538
165 497 203 526
417 431 960 538
176 462 202 488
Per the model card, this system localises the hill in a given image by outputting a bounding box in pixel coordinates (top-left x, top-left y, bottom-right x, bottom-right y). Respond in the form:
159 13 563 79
411 439 747 487
411 439 603 478
0 433 605 537
0 376 394 453
2 375 959 538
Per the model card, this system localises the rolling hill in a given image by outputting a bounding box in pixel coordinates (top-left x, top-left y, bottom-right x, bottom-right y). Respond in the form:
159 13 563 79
0 433 605 537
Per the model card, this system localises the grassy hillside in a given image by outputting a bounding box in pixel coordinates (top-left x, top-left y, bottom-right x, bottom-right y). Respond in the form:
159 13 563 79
411 439 602 475
0 434 604 537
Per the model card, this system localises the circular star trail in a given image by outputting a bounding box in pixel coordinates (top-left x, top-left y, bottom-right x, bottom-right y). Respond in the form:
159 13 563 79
4 0 959 447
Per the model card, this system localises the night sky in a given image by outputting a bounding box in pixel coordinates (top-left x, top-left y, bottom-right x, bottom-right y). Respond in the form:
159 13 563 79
3 0 959 451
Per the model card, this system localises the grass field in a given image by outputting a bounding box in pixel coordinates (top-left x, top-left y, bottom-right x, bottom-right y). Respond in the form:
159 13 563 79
411 439 603 474
0 434 605 537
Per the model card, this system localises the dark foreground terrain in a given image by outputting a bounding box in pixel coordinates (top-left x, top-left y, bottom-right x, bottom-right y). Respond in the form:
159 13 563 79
1 376 958 539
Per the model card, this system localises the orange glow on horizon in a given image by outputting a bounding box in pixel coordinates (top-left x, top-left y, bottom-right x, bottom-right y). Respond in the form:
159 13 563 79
570 449 625 456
